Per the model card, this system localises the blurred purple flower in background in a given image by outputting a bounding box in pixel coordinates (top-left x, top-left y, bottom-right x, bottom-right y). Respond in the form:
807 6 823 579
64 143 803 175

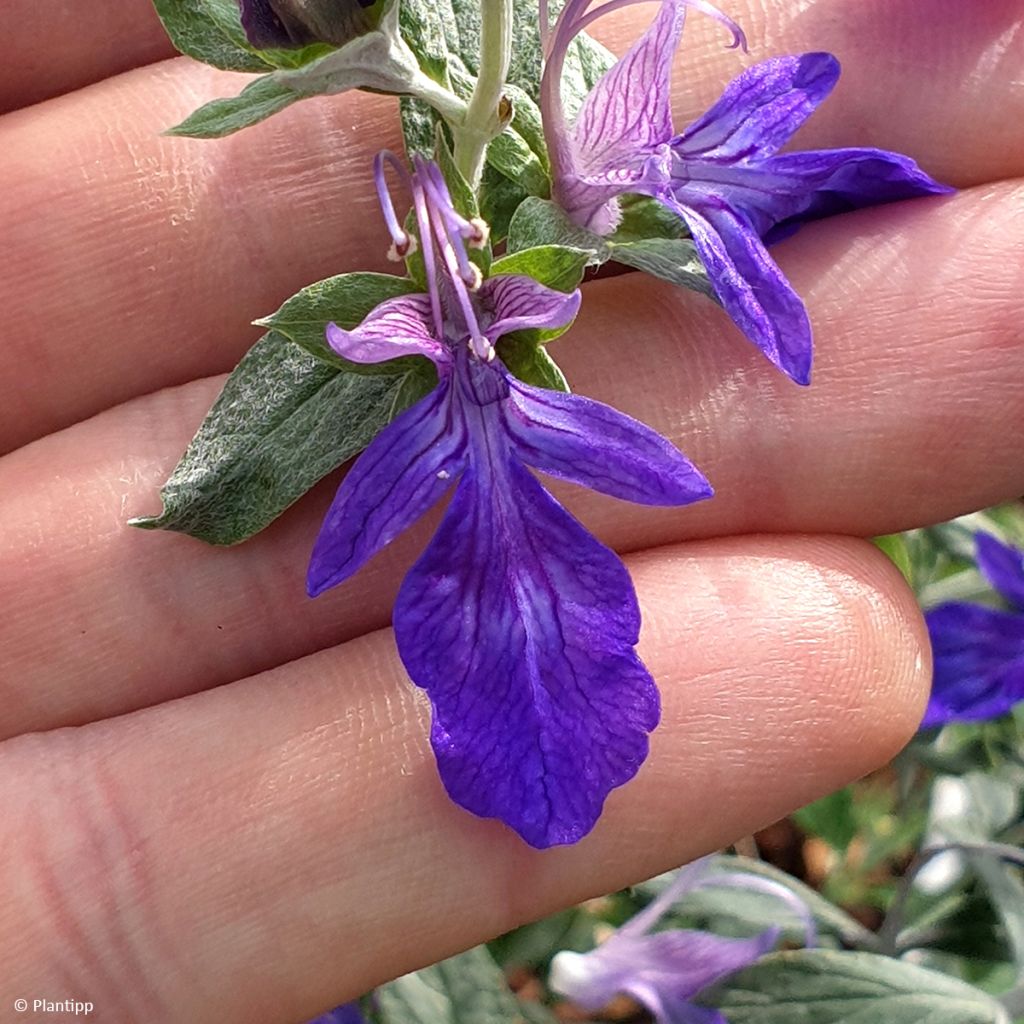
308 152 711 848
923 533 1024 728
550 857 815 1023
305 1003 367 1024
539 0 951 384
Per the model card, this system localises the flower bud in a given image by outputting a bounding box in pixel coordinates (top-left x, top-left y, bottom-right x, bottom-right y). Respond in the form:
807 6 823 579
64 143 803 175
240 0 390 50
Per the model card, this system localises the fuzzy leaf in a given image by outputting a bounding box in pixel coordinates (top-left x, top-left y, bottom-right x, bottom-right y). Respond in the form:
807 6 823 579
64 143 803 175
499 339 569 391
256 272 421 366
506 197 607 258
608 236 717 301
373 946 555 1024
490 245 590 293
166 75 301 138
701 950 1010 1024
130 332 433 545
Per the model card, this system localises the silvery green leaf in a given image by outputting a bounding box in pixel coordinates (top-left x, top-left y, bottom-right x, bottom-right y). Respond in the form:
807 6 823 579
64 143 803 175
271 4 425 96
166 75 300 138
701 950 1011 1024
130 332 433 545
499 338 569 392
608 236 717 302
491 245 591 294
506 197 607 260
374 945 554 1024
256 272 421 367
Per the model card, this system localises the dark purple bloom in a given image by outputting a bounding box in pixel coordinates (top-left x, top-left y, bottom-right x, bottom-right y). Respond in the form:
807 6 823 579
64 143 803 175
923 533 1024 729
239 0 379 49
305 1003 367 1024
549 857 815 1023
308 153 712 847
540 0 952 384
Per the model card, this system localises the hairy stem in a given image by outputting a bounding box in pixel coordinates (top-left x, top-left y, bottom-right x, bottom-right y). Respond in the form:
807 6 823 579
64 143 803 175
453 0 513 185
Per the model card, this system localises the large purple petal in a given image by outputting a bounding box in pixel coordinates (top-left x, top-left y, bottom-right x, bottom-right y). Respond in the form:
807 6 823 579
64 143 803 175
975 533 1024 610
307 379 466 596
570 0 685 177
755 147 954 242
326 294 449 368
665 195 812 384
506 378 712 505
923 603 1024 728
393 449 658 848
481 275 581 340
677 53 839 161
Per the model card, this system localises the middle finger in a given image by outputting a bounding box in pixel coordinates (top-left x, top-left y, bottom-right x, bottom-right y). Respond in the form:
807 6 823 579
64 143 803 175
0 178 1020 739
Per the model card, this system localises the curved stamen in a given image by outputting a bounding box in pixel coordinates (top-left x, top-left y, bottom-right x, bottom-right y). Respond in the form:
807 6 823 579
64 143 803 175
425 195 492 360
572 0 746 50
373 151 418 258
409 175 445 340
418 162 481 289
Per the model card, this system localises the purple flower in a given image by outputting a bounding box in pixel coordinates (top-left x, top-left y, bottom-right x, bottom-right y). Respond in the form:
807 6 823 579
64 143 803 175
239 0 379 49
549 857 816 1023
308 153 712 848
923 533 1024 729
305 1003 367 1024
539 0 952 384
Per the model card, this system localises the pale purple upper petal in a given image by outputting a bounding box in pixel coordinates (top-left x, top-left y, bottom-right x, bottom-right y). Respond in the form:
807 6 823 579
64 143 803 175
506 378 712 505
307 378 466 596
923 603 1024 728
553 925 778 1020
676 53 839 161
663 195 812 384
975 533 1024 609
480 275 581 340
392 429 658 848
570 0 685 175
326 294 449 368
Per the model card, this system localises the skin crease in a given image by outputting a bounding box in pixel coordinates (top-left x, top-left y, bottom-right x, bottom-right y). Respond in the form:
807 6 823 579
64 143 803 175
0 1 1020 1020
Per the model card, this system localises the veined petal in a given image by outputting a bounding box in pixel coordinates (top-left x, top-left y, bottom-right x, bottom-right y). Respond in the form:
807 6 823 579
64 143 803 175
975 533 1024 609
923 603 1024 728
307 379 466 596
481 275 582 340
570 0 684 176
326 294 449 368
676 53 839 161
755 146 954 241
665 195 812 384
506 378 712 505
393 453 658 848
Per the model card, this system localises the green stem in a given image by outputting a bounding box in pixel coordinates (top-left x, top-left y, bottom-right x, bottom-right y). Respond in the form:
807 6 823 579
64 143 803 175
453 0 513 185
407 68 470 126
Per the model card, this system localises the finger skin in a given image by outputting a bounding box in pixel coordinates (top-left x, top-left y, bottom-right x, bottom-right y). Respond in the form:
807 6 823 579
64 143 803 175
0 535 929 1023
2 2 1023 450
0 179 1019 739
0 0 171 114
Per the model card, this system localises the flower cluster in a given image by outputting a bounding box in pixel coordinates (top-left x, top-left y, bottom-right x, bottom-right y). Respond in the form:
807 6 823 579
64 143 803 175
924 533 1024 729
153 0 951 849
307 153 711 847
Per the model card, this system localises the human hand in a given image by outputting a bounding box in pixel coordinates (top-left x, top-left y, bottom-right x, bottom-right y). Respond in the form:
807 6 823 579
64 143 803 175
1 0 1021 1020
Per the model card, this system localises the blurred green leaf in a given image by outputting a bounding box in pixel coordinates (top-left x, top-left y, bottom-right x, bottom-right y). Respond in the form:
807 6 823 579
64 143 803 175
702 949 1011 1024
